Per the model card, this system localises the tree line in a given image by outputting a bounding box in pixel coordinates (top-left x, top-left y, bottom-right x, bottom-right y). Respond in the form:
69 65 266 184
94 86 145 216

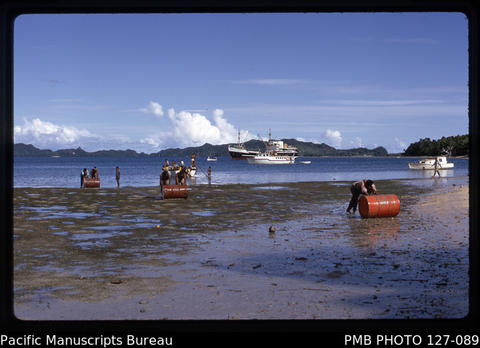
403 134 468 156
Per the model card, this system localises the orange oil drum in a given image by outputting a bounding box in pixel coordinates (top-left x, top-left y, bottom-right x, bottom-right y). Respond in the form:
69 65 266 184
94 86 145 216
358 194 400 218
161 184 188 199
83 178 100 188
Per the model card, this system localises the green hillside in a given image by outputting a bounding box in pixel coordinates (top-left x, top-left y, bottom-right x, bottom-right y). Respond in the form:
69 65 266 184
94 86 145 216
14 140 389 157
403 134 468 156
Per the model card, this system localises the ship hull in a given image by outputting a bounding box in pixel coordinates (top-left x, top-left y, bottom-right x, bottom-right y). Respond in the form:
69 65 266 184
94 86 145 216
408 163 454 170
228 145 260 160
247 155 296 164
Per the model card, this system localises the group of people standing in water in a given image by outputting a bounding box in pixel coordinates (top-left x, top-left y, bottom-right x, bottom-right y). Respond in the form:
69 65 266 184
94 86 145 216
80 166 100 188
80 162 378 216
80 166 121 188
160 158 196 186
81 156 198 189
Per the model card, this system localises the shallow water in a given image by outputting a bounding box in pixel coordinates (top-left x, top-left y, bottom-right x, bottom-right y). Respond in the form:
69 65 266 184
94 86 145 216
14 156 469 188
13 177 469 319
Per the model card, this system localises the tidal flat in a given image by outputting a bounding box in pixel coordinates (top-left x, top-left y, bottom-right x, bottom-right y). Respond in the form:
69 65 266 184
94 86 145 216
13 177 469 319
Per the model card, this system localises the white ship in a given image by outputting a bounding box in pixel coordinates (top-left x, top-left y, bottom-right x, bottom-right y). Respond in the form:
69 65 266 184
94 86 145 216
228 129 299 160
408 156 454 170
245 129 299 164
247 153 296 164
264 129 299 157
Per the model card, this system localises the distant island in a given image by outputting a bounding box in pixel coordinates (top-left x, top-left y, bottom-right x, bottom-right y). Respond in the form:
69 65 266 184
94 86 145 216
13 134 469 158
14 139 388 158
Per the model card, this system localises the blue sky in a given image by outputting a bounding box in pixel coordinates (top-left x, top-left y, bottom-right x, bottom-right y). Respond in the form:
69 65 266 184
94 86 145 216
14 12 468 153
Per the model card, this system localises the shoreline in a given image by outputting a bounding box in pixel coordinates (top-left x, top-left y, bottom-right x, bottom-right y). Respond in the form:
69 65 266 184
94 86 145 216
12 174 470 189
13 177 469 319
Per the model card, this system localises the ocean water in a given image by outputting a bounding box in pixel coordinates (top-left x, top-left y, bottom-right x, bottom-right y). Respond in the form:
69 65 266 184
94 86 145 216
13 156 469 188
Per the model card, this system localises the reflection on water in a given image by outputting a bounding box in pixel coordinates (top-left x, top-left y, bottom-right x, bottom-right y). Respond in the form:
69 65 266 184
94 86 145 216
347 217 401 248
251 186 290 190
191 210 217 216
399 176 468 191
416 169 456 179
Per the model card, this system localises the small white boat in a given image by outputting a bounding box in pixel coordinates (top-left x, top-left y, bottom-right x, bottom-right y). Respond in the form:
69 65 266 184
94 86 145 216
408 156 454 170
247 153 296 164
206 156 217 162
299 160 311 164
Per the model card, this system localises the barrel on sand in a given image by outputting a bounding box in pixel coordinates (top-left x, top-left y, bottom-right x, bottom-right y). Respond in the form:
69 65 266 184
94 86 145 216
359 194 400 218
161 184 188 200
83 178 100 188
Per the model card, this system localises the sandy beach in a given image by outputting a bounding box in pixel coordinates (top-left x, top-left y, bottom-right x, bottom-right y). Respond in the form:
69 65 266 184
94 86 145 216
13 177 469 320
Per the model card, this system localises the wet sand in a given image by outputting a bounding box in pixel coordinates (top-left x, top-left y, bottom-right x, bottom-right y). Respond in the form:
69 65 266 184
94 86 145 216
13 177 469 319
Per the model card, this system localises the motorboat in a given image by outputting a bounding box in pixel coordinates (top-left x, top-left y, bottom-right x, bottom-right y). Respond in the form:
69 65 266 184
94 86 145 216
408 156 454 170
299 160 311 164
206 156 217 162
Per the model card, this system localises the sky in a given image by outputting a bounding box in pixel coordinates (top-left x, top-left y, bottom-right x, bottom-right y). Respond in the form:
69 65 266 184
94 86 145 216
13 12 468 154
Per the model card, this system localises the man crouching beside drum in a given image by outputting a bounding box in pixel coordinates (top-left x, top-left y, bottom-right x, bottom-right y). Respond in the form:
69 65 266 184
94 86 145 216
346 179 377 214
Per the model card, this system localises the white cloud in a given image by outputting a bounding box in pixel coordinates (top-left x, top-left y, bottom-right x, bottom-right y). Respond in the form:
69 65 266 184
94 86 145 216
170 110 219 145
140 104 238 149
14 118 94 149
139 101 164 117
394 137 408 152
294 136 323 144
349 136 363 148
240 129 254 142
212 109 236 138
322 129 342 148
139 130 174 149
140 137 161 148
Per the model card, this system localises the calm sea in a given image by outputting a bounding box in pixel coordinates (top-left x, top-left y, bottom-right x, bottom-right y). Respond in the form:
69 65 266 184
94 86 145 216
13 156 469 188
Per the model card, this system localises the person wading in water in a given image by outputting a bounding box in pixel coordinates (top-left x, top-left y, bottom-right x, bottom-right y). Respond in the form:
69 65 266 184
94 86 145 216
115 166 120 188
432 157 442 178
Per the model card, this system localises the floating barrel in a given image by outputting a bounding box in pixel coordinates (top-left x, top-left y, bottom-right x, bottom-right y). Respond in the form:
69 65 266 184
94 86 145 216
83 178 100 188
359 194 400 218
161 184 188 199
